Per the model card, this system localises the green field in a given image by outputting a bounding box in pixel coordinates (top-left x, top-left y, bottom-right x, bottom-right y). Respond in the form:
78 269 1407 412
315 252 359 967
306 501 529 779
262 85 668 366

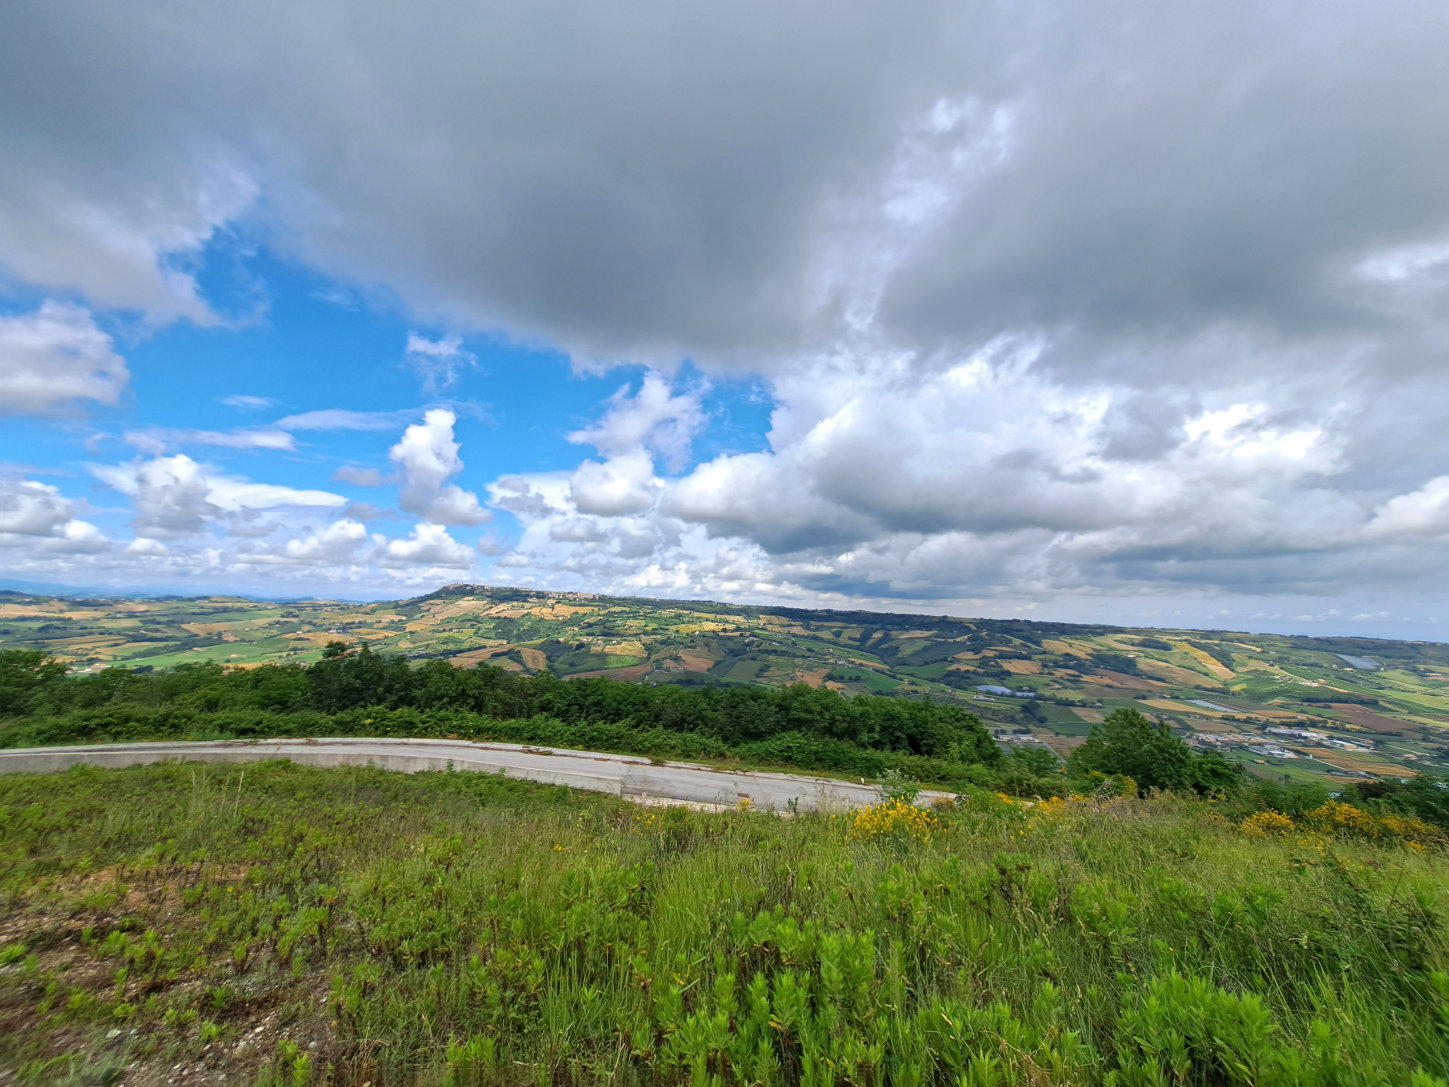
1 761 1446 1085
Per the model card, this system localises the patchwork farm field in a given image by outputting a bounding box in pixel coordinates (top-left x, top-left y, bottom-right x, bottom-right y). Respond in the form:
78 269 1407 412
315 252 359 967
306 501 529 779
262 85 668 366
3 585 1448 782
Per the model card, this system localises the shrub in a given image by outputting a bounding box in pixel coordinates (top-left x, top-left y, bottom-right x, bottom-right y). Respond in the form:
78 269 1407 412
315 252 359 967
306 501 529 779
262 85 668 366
844 797 939 842
1241 810 1297 838
1241 800 1446 849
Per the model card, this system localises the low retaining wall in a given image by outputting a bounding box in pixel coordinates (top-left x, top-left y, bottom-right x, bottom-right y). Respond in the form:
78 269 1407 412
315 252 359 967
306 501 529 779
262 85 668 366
0 739 950 812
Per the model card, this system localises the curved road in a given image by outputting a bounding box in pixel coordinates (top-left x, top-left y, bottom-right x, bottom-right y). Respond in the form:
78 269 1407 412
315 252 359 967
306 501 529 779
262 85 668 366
0 737 949 813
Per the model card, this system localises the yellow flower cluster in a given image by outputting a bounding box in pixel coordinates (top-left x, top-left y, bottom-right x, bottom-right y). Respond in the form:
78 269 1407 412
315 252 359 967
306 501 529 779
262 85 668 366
1031 793 1091 817
632 810 664 835
1240 801 1444 850
1033 796 1069 819
1240 810 1297 838
1380 812 1440 848
846 797 940 843
1305 799 1381 838
1021 792 1102 833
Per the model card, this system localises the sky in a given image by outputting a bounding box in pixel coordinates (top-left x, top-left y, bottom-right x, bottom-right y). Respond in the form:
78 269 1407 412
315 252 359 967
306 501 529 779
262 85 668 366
3 1 1449 641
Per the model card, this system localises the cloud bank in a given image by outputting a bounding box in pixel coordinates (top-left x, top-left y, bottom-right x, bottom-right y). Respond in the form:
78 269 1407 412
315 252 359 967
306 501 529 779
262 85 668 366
3 1 1449 633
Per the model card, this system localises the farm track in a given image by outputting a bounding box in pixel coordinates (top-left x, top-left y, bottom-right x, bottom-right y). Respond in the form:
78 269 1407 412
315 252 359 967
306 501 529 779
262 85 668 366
0 737 950 812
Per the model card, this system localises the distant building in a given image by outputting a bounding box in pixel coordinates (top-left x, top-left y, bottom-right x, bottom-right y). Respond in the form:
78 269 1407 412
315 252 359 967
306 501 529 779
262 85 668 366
1267 727 1325 742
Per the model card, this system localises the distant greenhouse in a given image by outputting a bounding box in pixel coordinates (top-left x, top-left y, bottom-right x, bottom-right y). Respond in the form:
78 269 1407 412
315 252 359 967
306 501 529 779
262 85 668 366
1335 653 1380 670
976 684 1037 698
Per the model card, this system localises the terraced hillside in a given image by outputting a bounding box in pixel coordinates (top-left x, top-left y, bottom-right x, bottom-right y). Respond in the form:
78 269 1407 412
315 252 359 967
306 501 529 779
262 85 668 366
3 585 1448 781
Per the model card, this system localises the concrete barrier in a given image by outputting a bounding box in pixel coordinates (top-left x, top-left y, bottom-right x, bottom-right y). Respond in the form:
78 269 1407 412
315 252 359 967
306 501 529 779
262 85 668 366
0 739 949 812
0 742 628 798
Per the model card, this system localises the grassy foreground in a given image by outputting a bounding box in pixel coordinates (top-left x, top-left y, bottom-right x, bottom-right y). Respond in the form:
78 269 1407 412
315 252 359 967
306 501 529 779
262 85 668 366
0 764 1446 1085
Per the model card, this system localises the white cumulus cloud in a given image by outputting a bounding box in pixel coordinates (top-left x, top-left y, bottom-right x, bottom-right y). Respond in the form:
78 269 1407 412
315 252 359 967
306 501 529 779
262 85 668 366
567 372 707 470
92 454 345 539
388 409 491 526
0 302 129 415
0 478 107 552
569 450 661 517
380 523 474 567
1366 476 1449 539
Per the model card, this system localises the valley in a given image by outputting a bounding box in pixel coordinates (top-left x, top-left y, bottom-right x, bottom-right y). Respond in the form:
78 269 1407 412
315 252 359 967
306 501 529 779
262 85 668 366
4 585 1448 783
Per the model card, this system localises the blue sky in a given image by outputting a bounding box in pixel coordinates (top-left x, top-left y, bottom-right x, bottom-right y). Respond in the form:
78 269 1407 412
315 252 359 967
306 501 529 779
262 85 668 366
5 1 1449 640
0 243 775 599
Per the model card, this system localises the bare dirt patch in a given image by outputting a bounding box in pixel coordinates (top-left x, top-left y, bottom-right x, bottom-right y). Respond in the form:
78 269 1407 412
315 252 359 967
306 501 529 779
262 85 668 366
0 603 68 618
1089 669 1159 692
420 600 498 622
1321 704 1415 734
676 650 717 672
1037 734 1086 757
571 663 654 680
536 604 593 619
448 645 511 667
280 632 343 647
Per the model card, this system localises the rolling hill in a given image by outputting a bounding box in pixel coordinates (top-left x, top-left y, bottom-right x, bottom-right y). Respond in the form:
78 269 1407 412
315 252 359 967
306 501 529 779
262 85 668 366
3 584 1448 781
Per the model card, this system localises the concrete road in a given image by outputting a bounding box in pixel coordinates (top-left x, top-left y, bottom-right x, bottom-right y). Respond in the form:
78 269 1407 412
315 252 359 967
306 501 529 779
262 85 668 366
0 737 950 813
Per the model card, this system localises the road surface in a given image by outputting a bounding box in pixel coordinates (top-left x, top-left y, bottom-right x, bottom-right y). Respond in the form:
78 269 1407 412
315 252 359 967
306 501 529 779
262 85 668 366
0 737 950 812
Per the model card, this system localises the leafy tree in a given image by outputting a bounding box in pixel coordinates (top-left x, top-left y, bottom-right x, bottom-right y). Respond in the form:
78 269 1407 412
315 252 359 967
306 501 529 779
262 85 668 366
1134 637 1174 651
1353 773 1449 831
1006 743 1059 777
0 650 66 715
1188 749 1243 797
1069 708 1193 791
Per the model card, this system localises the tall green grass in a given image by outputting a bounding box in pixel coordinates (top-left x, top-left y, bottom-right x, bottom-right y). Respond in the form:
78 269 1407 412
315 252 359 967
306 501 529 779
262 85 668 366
0 762 1446 1085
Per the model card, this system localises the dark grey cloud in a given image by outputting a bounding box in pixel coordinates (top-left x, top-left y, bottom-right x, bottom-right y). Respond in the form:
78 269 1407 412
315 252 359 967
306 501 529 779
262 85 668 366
0 0 961 362
6 1 1449 379
880 3 1449 377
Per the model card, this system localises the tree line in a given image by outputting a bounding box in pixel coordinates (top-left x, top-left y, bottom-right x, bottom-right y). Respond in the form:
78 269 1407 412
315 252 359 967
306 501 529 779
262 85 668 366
5 645 1446 829
0 645 1007 786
